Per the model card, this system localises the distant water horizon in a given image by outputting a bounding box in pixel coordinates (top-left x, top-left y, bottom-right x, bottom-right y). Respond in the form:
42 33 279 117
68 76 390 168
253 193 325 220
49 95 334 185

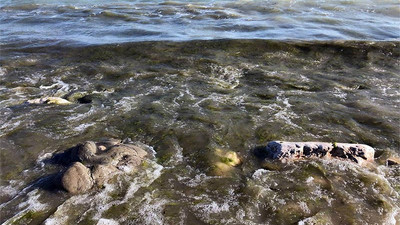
1 0 399 48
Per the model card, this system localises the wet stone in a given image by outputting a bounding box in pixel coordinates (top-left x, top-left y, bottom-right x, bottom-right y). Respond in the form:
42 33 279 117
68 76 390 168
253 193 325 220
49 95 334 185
61 162 93 194
60 139 149 194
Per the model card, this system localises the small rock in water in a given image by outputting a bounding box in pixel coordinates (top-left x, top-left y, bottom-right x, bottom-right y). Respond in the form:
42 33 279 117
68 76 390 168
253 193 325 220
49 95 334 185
256 141 374 166
26 97 72 105
59 139 149 194
212 148 241 176
387 157 400 166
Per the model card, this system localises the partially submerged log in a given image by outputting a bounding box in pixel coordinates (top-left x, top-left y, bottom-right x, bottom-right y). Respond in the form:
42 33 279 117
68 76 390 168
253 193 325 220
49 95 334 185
256 141 375 166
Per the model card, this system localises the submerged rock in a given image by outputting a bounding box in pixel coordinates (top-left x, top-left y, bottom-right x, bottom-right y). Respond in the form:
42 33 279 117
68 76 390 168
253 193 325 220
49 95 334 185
256 141 374 166
60 139 149 194
212 148 241 176
26 97 72 105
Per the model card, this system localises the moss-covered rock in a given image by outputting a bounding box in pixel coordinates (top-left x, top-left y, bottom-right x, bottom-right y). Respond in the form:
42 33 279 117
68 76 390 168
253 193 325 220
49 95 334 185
211 148 241 176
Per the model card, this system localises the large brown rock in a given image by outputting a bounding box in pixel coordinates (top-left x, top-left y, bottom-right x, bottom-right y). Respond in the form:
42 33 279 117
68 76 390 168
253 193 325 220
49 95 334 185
61 162 94 194
258 141 374 166
59 139 149 194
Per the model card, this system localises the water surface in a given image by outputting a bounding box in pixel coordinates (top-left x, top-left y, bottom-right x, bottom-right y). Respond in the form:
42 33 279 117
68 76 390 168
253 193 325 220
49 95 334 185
1 0 399 47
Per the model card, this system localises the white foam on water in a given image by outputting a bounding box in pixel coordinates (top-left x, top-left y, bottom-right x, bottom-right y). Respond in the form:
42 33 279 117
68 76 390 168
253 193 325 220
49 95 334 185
114 96 138 113
172 87 186 107
73 122 95 132
298 201 310 214
0 118 22 136
299 74 311 82
0 180 22 200
137 192 168 225
44 217 67 225
3 189 49 225
146 85 172 95
192 91 248 113
208 65 243 89
22 71 44 86
332 87 347 101
197 201 230 214
44 193 90 225
177 173 212 188
97 218 119 225
370 66 386 73
124 160 163 200
165 138 184 165
0 67 7 76
59 106 104 136
39 79 71 92
305 176 314 184
270 91 302 129
36 152 54 167
193 188 239 221
252 169 269 180
385 207 399 225
92 88 115 95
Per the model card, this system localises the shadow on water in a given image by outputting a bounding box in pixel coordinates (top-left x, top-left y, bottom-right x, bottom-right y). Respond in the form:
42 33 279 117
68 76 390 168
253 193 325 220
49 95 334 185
9 146 82 196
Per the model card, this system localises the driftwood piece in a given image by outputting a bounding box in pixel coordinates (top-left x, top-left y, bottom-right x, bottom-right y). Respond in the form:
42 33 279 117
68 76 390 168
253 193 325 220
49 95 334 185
257 141 374 166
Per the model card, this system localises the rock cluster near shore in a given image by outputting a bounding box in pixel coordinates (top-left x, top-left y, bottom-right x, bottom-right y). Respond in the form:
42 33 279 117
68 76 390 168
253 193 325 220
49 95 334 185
59 139 149 194
256 141 375 166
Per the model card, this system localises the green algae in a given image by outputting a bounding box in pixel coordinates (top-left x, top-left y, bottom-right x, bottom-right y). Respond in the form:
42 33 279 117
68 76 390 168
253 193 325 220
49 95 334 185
103 203 129 219
8 210 46 225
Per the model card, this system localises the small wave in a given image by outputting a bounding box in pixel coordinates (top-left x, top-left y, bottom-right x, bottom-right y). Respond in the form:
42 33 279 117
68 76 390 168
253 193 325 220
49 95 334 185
207 65 242 89
2 189 49 225
97 218 119 225
0 67 6 76
93 10 132 20
44 159 163 224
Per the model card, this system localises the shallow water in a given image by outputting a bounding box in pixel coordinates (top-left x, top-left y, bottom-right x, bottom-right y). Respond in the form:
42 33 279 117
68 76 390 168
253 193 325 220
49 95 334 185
0 40 399 224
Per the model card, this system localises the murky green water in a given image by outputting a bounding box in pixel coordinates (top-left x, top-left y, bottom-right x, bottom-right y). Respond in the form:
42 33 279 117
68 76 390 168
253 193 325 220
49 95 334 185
0 40 399 224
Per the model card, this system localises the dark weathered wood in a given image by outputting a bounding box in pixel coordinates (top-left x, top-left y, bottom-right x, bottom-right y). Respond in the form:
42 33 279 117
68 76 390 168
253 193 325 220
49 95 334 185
260 141 374 166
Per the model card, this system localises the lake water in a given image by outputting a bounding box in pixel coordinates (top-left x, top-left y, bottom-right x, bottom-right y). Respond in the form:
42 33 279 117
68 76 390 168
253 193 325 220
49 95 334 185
0 0 399 224
1 0 400 47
